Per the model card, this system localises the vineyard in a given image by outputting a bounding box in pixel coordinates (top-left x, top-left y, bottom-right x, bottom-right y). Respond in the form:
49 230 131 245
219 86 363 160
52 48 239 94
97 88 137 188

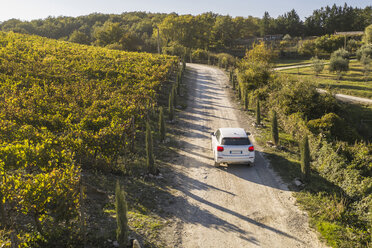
0 31 178 246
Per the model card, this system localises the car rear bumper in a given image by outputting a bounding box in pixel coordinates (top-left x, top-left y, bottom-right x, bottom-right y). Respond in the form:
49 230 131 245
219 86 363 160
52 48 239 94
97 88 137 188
216 155 255 164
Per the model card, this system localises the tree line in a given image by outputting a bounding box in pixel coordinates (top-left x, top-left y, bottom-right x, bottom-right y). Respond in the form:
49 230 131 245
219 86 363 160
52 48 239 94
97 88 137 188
0 4 370 54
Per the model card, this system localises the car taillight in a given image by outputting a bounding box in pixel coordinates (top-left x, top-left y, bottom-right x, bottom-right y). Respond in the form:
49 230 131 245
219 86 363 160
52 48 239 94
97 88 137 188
248 146 254 152
217 146 224 152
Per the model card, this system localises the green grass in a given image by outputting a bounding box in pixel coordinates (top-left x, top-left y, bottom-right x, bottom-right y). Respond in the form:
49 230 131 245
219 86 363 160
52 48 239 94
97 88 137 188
278 60 372 99
274 58 313 67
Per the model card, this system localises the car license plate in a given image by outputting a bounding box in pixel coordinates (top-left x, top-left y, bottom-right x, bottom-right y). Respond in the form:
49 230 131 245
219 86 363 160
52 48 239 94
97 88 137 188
230 150 242 154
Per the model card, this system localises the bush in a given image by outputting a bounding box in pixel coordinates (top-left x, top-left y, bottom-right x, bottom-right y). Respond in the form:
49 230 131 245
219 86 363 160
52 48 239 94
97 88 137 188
356 44 372 60
298 39 317 57
191 49 209 62
105 42 123 50
216 53 235 68
364 24 372 44
162 41 186 57
329 49 350 79
268 77 339 121
307 113 359 143
315 34 344 54
332 48 350 59
68 30 90 45
346 39 362 53
311 56 325 76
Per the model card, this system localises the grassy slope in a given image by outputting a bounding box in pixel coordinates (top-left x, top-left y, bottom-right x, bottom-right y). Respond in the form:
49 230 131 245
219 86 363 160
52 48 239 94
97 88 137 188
277 60 372 99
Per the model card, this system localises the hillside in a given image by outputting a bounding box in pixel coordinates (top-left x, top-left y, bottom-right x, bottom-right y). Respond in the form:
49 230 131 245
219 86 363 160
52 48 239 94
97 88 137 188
1 4 370 55
0 31 177 246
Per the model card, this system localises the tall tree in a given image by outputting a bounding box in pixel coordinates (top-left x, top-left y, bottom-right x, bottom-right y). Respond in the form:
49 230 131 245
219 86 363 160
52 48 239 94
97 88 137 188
260 11 274 36
275 9 303 37
211 15 235 49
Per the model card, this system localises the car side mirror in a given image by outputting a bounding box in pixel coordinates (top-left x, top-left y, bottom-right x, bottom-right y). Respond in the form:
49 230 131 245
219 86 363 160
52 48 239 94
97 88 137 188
246 132 251 136
211 132 215 136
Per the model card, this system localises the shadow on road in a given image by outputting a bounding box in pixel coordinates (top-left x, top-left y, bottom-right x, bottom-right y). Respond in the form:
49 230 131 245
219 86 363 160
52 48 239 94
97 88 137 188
159 64 312 245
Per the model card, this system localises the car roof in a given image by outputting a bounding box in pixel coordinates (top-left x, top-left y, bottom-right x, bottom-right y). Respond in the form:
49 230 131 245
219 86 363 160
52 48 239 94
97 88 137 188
218 128 247 138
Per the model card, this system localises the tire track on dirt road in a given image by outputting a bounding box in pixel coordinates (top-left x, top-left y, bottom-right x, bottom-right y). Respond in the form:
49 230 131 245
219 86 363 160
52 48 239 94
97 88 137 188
168 64 327 248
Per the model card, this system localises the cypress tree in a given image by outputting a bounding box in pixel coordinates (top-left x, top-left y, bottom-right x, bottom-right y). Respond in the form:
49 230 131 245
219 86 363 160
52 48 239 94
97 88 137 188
146 121 155 174
115 181 129 248
238 85 241 99
271 110 279 146
256 99 261 125
159 106 166 142
172 85 177 107
232 75 236 90
168 89 174 121
229 69 233 82
244 89 249 111
301 135 311 182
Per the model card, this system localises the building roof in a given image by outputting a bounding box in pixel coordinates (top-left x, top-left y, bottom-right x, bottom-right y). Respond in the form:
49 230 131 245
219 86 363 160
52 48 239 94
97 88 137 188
219 128 247 138
335 31 364 36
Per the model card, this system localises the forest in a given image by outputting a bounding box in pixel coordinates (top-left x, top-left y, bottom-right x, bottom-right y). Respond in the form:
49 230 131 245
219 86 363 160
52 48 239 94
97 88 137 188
0 3 371 56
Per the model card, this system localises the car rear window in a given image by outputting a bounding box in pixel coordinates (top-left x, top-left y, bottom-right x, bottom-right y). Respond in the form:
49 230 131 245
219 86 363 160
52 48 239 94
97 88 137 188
221 138 251 145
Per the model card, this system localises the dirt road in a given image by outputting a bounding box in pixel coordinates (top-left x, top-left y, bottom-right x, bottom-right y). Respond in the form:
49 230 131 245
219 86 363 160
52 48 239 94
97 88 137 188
166 64 326 248
317 89 372 105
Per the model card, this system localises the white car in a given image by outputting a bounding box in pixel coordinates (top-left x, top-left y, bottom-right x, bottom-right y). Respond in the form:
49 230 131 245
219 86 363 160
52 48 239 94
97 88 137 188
211 128 255 166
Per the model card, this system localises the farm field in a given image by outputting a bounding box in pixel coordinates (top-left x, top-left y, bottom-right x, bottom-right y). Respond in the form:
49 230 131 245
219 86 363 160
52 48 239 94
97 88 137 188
278 60 372 99
0 31 178 246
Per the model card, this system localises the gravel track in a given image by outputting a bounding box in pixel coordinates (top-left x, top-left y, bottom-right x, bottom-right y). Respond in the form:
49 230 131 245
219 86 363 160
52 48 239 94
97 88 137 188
166 64 326 248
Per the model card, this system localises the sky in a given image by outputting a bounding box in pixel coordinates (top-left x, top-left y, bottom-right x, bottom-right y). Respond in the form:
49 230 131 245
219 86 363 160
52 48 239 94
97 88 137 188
0 0 371 22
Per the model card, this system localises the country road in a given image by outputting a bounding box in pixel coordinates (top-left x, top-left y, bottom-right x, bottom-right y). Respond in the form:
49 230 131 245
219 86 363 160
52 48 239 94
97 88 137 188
165 64 326 248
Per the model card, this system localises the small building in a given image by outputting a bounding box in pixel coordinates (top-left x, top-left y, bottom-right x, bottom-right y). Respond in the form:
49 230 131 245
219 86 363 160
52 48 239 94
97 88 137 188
264 34 283 41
